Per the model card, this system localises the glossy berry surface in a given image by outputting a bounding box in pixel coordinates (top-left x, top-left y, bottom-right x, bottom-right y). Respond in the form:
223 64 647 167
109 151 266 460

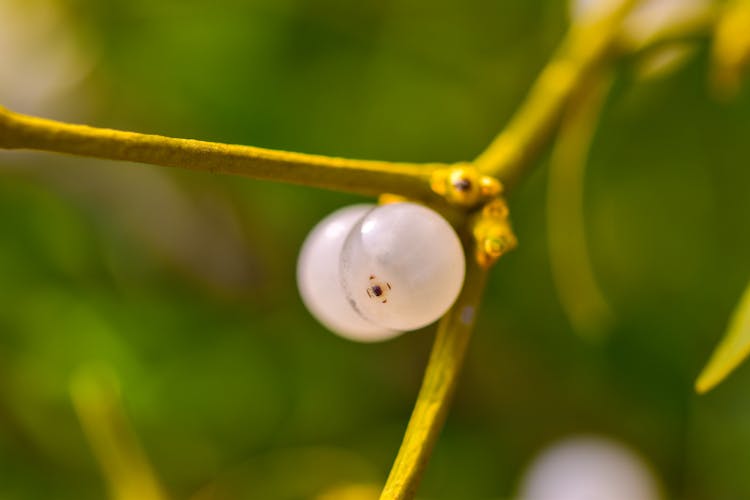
519 436 661 500
340 202 465 331
297 205 402 342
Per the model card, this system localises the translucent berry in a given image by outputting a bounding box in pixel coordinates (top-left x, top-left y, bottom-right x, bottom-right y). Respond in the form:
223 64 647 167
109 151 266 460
297 205 402 342
340 202 465 331
518 436 661 500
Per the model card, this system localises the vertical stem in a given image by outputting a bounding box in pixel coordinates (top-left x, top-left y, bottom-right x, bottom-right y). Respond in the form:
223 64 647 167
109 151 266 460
380 258 487 500
547 70 614 338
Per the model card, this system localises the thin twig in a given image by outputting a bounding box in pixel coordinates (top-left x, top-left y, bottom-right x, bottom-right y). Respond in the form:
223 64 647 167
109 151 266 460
0 107 450 201
380 256 487 500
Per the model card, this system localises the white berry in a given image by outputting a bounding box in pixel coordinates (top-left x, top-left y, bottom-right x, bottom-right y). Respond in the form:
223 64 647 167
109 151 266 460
297 205 402 342
518 436 662 500
340 202 465 331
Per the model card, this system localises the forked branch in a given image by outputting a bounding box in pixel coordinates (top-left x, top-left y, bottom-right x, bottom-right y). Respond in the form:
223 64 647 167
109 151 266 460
474 1 635 189
1 2 704 499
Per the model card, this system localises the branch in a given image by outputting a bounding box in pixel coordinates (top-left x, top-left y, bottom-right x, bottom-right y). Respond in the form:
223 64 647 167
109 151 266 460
380 256 487 500
547 69 615 339
474 2 636 190
0 106 449 201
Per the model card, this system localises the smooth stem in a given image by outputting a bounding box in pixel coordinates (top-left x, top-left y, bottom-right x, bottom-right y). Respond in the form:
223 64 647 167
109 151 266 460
0 107 448 201
380 257 487 500
474 2 635 190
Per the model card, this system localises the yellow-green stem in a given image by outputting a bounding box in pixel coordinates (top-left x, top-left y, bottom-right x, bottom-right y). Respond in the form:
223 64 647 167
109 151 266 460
71 364 168 500
380 256 487 500
547 70 614 339
474 2 635 189
0 107 449 201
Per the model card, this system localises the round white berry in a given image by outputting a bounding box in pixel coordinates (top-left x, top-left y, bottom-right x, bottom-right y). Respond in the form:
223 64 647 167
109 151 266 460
340 202 465 331
297 205 402 342
518 436 662 500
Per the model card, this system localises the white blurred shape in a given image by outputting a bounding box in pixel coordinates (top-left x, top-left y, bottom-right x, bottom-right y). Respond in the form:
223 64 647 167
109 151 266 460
570 0 625 24
518 436 662 500
0 0 94 114
622 0 712 46
570 0 712 45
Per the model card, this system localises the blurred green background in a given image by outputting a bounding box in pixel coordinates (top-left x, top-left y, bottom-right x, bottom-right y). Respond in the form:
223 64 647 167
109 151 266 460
2 0 750 498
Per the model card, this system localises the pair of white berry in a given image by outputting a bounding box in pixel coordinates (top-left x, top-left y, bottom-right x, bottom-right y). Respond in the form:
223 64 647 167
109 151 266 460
297 202 466 342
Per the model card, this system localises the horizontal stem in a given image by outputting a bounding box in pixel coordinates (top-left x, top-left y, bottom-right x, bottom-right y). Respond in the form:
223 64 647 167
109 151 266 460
0 107 448 200
380 257 487 500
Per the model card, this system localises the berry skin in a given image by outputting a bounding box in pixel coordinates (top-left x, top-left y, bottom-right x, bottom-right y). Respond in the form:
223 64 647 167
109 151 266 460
297 205 402 342
518 436 661 500
340 202 465 331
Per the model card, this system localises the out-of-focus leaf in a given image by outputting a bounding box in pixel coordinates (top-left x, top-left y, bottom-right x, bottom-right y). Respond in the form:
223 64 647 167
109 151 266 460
547 71 614 339
188 447 379 500
696 279 750 393
634 43 696 81
315 482 380 500
70 363 167 500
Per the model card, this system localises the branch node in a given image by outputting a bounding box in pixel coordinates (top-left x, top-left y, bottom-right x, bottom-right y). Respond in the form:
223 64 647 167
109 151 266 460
471 198 517 269
430 164 502 207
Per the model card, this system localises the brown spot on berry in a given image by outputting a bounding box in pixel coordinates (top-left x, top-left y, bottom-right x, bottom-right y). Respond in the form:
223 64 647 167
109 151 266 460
367 275 392 303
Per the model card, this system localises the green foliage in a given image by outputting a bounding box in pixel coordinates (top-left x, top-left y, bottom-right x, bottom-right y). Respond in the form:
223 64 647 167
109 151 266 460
697 280 750 393
2 1 750 499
